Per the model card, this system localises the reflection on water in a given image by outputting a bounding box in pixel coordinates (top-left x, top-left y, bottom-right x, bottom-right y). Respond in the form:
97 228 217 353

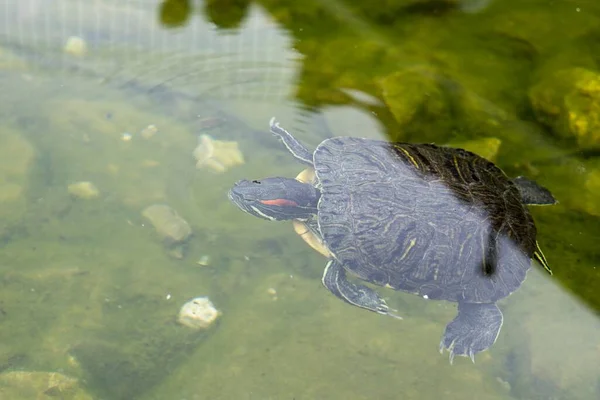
0 0 599 399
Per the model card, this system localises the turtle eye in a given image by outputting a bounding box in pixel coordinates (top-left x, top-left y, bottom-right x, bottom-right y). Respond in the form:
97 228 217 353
252 180 261 184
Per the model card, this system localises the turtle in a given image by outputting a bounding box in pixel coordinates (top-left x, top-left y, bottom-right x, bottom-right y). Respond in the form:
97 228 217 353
228 117 556 363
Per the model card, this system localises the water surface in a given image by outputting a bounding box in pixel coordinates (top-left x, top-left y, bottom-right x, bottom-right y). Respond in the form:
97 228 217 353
0 0 599 399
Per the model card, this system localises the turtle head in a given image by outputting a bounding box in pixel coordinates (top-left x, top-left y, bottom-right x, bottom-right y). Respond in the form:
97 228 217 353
228 177 320 221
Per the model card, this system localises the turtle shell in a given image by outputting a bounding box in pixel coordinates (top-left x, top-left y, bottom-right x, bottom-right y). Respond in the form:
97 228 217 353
313 137 536 304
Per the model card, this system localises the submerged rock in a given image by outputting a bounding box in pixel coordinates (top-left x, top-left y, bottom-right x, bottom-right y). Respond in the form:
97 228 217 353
68 181 100 199
142 204 192 259
63 36 87 57
377 66 454 142
178 297 221 330
140 124 158 139
529 67 600 149
0 370 93 400
142 204 192 245
196 254 211 267
193 134 245 173
378 67 450 128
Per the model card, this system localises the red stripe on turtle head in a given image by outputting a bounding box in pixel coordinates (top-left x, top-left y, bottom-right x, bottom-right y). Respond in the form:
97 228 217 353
260 199 299 207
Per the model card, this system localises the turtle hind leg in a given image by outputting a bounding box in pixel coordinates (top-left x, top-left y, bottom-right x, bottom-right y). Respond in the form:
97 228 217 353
322 260 402 320
269 117 314 166
439 302 503 364
512 176 557 205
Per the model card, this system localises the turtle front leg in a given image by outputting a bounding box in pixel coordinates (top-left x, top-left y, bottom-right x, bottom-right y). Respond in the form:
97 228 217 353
269 117 314 166
322 260 402 320
439 302 503 364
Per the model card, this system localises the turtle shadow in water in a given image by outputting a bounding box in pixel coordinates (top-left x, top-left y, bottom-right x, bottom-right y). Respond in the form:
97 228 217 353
498 315 560 399
70 293 217 400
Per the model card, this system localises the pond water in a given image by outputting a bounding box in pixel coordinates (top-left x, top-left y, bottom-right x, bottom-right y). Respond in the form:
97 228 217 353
0 0 599 399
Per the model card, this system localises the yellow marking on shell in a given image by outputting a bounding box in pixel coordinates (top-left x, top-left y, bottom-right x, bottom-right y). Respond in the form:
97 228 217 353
458 234 471 260
534 241 552 275
400 238 417 260
453 156 466 182
399 147 420 169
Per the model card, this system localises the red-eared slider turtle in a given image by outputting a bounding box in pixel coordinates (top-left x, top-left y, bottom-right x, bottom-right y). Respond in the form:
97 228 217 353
228 118 556 363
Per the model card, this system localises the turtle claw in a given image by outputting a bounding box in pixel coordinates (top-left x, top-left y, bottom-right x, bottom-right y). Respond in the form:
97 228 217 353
269 116 278 128
382 309 403 320
439 339 474 366
440 338 457 364
441 347 476 365
439 332 478 365
389 311 403 320
269 117 282 137
375 300 403 320
449 350 456 365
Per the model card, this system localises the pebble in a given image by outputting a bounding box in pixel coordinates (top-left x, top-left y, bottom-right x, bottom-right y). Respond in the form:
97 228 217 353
140 124 158 139
267 287 278 301
196 255 211 267
64 36 87 56
68 181 99 199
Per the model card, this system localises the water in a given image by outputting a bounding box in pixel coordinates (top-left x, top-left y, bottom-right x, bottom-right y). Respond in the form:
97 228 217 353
0 0 599 399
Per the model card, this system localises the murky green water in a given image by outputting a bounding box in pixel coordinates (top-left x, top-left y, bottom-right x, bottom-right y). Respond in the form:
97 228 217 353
0 0 599 399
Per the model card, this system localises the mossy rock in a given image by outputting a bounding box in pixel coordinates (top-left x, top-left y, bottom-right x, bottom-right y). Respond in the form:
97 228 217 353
377 67 453 141
529 67 600 149
379 68 446 123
